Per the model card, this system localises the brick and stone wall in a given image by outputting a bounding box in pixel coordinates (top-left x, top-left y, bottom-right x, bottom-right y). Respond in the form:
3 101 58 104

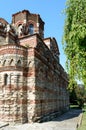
0 10 69 124
0 44 28 123
32 37 69 122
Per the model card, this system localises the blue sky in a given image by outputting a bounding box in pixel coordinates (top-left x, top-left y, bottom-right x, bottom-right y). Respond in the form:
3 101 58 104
0 0 67 69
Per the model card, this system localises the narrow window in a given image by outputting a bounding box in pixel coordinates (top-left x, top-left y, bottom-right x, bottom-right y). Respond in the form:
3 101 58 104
18 24 22 36
3 60 6 66
9 59 14 66
17 60 21 66
16 74 20 87
29 24 34 34
4 74 8 85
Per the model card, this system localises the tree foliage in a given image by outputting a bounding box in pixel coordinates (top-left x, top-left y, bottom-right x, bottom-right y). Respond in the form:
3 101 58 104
69 84 86 108
63 0 86 88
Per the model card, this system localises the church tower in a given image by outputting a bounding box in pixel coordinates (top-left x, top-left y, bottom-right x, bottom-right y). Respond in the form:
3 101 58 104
12 10 45 38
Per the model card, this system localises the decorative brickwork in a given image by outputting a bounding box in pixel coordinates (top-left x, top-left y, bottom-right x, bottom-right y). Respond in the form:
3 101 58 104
0 10 69 124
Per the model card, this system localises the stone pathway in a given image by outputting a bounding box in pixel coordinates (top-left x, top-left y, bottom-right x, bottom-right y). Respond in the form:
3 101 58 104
0 109 82 130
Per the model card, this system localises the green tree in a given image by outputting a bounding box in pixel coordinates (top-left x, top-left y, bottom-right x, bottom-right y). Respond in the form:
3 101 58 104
70 84 85 108
63 0 86 89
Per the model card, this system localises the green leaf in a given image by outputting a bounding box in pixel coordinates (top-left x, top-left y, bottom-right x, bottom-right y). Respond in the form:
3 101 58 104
62 0 86 88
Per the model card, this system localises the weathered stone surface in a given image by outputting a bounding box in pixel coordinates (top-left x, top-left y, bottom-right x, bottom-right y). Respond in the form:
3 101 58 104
0 10 69 124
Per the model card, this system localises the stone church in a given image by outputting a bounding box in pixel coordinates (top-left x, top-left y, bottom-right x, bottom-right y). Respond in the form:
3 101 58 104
0 10 69 124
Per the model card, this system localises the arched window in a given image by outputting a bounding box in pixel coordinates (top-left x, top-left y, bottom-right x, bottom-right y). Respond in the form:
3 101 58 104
29 24 34 35
4 74 8 85
18 24 23 36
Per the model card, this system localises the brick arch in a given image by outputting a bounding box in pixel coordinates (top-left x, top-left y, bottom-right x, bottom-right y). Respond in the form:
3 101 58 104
15 21 24 27
28 20 37 28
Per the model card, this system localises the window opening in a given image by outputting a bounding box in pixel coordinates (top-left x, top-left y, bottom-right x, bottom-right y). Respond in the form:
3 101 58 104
9 59 14 66
18 24 23 36
29 24 34 34
4 74 8 85
3 60 6 66
17 60 21 66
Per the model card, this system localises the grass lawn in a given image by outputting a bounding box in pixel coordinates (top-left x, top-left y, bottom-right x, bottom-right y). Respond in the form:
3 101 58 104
77 104 86 130
70 104 79 109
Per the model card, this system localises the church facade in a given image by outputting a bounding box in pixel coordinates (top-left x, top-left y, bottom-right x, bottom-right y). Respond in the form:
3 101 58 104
0 10 69 124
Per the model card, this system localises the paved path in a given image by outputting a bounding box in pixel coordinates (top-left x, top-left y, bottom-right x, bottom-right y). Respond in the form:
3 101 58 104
0 109 82 130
